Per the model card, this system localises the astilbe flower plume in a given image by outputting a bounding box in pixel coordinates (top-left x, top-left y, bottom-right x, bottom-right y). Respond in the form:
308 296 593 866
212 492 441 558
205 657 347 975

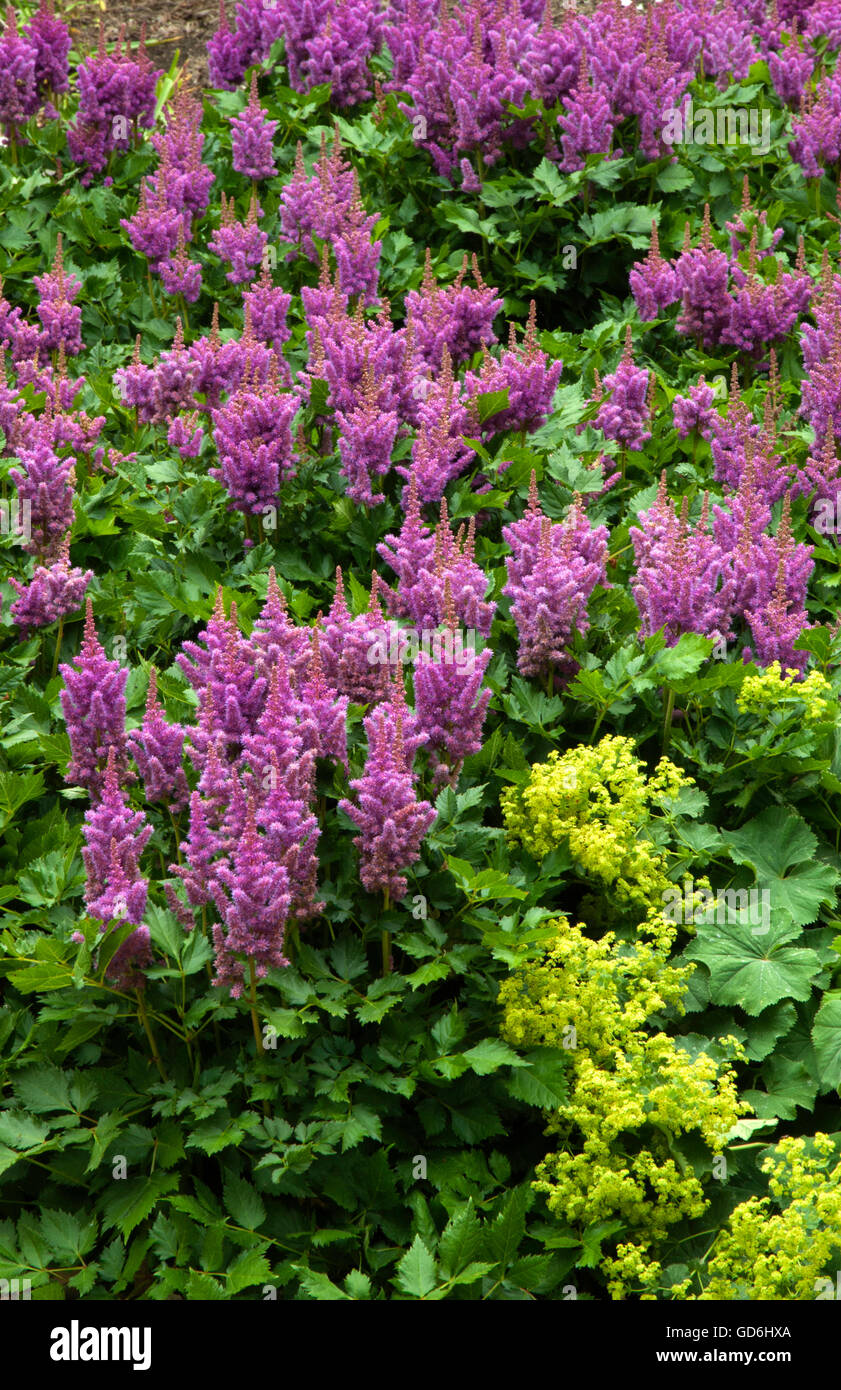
9 427 76 563
127 668 189 813
280 128 358 263
413 578 492 786
339 702 436 901
209 190 267 285
503 491 608 685
229 71 278 180
168 411 204 459
590 327 653 452
397 346 475 502
555 57 614 171
24 0 71 107
210 800 292 997
60 599 130 794
33 234 83 356
630 477 735 648
9 538 92 635
68 27 162 182
81 747 152 926
121 178 188 271
405 250 502 371
179 593 268 764
301 0 383 108
335 355 397 505
210 369 300 514
242 260 292 354
256 749 324 922
672 376 718 440
629 222 680 321
319 569 397 706
248 567 311 685
159 226 203 303
464 302 562 439
380 497 496 637
745 557 811 675
0 7 36 136
674 207 733 348
788 69 841 179
149 86 215 223
296 626 349 767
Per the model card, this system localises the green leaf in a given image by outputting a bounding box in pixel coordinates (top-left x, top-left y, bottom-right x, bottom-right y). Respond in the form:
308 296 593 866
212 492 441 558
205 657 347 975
504 1046 570 1108
146 902 185 960
394 1235 438 1298
295 1267 350 1300
100 1174 179 1241
812 995 841 1091
0 1112 51 1150
724 808 839 927
343 1269 372 1300
223 1174 266 1231
226 1248 272 1295
686 915 823 1014
439 1201 482 1280
461 1039 525 1075
39 1208 97 1261
486 1185 532 1269
12 1066 73 1113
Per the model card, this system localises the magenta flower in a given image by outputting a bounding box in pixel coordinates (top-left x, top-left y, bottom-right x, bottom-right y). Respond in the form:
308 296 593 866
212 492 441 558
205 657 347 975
33 235 83 357
210 800 292 997
127 668 189 814
59 599 130 795
9 547 92 635
209 190 267 285
339 702 436 901
230 71 278 180
82 747 152 925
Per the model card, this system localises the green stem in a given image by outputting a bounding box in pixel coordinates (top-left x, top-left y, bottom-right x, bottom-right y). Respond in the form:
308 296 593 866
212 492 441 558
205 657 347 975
663 687 675 753
50 615 64 681
382 888 391 977
248 957 263 1055
137 991 167 1081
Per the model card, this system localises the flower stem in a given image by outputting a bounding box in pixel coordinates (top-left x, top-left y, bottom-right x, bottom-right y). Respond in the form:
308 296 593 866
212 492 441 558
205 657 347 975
381 887 391 977
663 687 675 752
248 957 263 1054
137 991 167 1081
50 615 64 681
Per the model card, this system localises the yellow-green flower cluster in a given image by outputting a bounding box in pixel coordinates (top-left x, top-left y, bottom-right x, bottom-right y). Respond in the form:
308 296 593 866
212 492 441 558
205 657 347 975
693 1135 841 1300
737 662 834 725
501 736 692 910
499 914 750 1299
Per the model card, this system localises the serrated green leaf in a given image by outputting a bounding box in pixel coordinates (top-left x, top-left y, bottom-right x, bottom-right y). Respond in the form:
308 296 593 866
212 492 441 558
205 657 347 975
394 1235 438 1298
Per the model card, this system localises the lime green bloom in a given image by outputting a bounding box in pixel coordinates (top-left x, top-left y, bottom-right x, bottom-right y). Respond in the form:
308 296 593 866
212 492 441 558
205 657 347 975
693 1135 841 1300
501 736 693 910
737 662 834 725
